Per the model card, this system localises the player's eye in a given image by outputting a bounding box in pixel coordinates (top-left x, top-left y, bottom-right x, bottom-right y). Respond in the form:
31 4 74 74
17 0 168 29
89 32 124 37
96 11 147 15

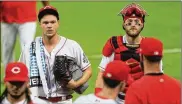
128 23 132 26
43 21 49 24
135 20 139 24
51 21 56 24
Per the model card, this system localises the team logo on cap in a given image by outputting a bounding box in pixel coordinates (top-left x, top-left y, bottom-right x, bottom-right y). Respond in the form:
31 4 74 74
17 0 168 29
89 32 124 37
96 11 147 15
11 67 20 74
154 51 159 55
106 73 112 78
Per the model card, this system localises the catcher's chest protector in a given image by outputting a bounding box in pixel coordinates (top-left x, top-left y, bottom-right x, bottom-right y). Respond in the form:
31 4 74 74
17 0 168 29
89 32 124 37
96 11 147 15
103 36 140 62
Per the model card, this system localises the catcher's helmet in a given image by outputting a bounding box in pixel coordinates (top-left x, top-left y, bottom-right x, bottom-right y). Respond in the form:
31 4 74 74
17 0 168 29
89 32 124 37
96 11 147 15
118 3 149 23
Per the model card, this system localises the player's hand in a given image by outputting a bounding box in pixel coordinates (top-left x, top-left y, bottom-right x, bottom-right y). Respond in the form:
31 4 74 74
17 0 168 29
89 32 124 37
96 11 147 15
66 79 78 89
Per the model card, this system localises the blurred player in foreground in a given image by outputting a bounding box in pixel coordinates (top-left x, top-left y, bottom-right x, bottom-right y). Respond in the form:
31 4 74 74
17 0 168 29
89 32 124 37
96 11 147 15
0 62 47 104
74 60 130 104
125 37 180 104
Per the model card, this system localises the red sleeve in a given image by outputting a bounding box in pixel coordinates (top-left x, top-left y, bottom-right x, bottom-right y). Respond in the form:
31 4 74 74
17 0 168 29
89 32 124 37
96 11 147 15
102 37 114 57
125 85 141 104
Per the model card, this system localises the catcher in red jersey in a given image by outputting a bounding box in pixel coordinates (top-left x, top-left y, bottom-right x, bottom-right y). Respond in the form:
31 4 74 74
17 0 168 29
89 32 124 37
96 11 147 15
95 3 161 104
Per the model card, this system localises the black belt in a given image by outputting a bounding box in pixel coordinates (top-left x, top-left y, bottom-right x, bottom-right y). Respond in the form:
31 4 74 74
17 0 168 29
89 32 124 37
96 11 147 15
38 95 72 103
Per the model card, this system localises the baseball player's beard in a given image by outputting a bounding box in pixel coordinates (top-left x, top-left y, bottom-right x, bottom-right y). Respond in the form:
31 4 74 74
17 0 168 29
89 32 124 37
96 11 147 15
8 91 25 99
127 32 140 38
126 29 141 38
8 88 27 99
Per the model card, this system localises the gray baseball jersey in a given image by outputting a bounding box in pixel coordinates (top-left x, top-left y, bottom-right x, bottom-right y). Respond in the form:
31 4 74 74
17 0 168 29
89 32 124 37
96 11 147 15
19 36 91 98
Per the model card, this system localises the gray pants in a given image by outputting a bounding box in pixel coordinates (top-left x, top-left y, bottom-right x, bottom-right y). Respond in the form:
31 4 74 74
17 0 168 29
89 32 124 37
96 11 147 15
1 22 36 69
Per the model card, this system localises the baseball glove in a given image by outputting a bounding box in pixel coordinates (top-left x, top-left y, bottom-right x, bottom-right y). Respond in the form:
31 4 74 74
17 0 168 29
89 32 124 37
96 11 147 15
53 56 72 87
53 55 89 94
123 58 144 93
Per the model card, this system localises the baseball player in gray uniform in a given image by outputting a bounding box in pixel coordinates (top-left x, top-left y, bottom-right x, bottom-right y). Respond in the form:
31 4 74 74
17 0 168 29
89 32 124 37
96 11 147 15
74 60 130 104
19 6 92 104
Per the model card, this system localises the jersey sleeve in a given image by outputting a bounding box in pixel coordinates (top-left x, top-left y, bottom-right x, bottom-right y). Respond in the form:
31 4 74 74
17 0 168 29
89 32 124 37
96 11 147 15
72 41 91 71
98 53 114 71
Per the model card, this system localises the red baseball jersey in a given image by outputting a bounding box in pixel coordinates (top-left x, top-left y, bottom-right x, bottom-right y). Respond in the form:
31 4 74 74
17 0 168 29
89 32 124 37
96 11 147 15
0 1 37 23
125 74 180 104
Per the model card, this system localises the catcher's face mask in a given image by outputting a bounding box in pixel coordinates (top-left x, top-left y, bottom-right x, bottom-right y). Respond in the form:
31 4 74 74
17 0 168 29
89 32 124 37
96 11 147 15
118 3 148 22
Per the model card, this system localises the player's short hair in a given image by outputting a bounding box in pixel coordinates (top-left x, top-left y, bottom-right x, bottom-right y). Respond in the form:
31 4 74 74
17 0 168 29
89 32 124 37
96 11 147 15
144 55 162 62
38 6 59 22
103 77 121 88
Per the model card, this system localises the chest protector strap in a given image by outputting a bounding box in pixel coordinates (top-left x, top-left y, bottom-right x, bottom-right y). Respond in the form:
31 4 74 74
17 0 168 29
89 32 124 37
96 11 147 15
102 36 140 61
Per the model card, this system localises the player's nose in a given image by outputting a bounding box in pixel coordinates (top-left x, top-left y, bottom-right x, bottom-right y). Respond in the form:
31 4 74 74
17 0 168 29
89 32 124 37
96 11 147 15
130 21 136 26
11 85 19 90
46 23 53 28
